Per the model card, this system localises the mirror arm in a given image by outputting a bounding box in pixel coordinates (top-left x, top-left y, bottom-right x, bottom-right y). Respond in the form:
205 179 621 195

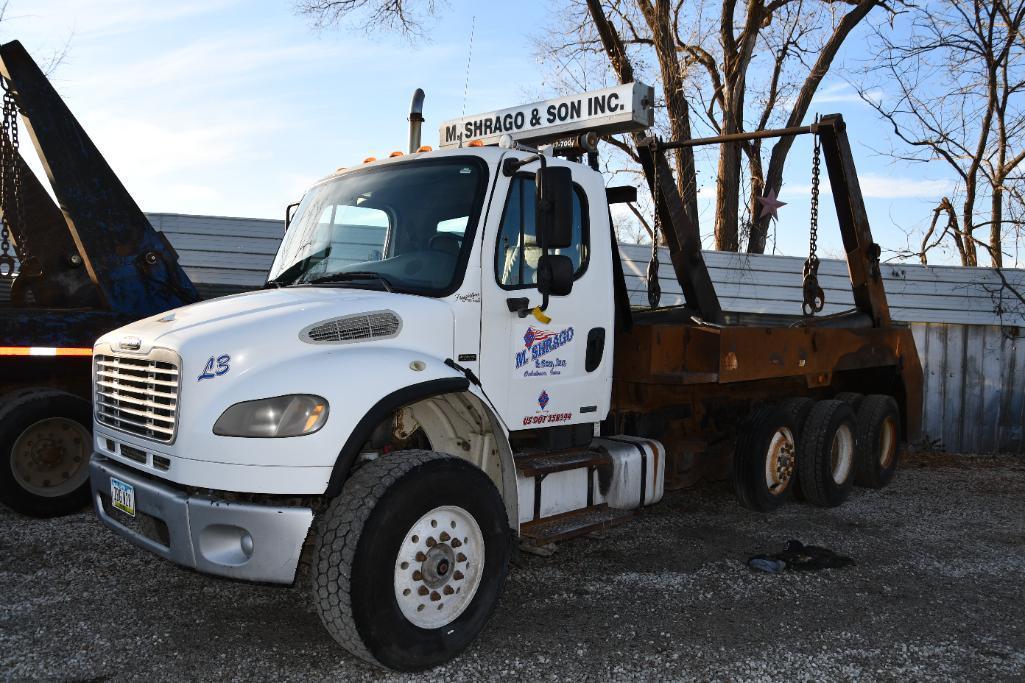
285 201 300 231
502 151 547 177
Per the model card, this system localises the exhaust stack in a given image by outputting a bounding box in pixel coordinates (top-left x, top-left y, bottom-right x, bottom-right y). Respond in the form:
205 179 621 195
408 88 425 153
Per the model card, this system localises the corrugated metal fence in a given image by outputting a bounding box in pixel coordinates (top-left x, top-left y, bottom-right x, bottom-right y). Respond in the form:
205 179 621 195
146 213 282 298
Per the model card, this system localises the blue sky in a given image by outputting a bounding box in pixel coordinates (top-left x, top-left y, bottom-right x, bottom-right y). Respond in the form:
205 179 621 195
3 0 976 264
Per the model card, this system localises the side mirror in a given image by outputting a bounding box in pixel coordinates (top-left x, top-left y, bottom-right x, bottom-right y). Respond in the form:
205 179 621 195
537 254 574 297
285 201 300 231
535 166 573 249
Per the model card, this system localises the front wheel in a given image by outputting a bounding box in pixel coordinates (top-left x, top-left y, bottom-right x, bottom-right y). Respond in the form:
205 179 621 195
313 450 511 671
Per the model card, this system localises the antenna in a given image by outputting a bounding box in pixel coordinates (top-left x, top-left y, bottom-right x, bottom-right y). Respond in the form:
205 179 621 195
461 16 476 118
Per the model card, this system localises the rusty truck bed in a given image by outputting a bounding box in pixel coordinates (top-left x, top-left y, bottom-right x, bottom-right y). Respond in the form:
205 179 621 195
609 315 923 488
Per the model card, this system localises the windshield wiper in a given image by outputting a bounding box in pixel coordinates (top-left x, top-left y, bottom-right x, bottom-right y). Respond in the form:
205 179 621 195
300 271 394 292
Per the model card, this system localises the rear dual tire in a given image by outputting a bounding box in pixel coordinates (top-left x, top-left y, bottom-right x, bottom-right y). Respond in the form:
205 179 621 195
797 400 857 508
853 394 901 489
734 394 901 511
732 406 798 512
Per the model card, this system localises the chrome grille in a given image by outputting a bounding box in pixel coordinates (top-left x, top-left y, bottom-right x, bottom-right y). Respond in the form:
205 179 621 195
301 310 401 344
94 350 180 443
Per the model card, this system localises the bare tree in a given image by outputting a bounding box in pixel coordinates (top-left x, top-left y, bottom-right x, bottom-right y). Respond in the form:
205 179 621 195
0 1 72 75
294 0 439 37
859 0 1025 267
539 0 890 252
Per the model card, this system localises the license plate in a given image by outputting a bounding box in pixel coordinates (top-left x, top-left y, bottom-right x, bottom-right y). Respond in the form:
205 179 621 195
110 478 136 517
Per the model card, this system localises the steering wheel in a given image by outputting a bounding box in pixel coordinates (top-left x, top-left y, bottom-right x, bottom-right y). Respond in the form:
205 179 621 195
428 232 462 254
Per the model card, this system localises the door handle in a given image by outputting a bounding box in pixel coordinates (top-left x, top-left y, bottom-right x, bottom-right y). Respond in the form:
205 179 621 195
585 327 605 372
506 297 531 318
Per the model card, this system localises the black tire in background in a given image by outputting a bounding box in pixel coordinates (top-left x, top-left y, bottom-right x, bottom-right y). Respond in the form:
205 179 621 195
779 397 815 435
313 450 512 672
834 392 864 413
797 400 857 508
854 394 902 489
778 397 815 501
732 405 799 512
0 389 93 517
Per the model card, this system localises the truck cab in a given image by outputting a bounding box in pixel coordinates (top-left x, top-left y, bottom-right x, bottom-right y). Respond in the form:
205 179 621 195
88 141 647 670
91 143 618 493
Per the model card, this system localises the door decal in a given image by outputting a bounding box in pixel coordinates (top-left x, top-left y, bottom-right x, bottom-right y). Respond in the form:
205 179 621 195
515 325 576 378
522 388 573 426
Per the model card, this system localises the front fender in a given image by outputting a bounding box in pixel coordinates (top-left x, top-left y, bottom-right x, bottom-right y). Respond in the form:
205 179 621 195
320 364 520 529
178 346 470 471
322 375 473 497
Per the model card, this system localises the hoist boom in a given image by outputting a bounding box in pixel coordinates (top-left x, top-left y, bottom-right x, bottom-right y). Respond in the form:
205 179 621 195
639 114 892 328
0 39 198 325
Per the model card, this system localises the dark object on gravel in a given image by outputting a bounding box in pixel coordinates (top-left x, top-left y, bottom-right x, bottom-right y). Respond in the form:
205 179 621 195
748 539 855 573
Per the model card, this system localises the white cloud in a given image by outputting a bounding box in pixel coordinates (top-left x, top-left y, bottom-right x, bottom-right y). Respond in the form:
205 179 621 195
84 114 276 178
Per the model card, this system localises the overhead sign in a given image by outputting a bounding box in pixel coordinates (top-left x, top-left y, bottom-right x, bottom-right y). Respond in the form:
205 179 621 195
438 82 654 149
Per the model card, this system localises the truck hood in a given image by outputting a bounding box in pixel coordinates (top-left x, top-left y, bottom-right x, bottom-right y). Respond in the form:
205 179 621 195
96 286 456 362
93 286 465 473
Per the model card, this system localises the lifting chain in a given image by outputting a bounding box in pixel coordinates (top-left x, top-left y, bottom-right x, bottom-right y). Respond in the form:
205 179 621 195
646 137 662 309
802 126 825 316
0 76 28 280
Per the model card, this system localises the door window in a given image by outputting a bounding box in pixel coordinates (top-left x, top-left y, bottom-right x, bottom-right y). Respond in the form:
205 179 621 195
495 175 588 288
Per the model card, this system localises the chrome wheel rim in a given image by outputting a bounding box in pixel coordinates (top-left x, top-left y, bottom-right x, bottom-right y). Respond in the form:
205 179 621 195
879 417 897 468
10 417 91 497
830 423 854 484
764 427 796 494
393 504 484 629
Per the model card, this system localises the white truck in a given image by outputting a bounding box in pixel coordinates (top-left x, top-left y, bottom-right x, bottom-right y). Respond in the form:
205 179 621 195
88 84 922 671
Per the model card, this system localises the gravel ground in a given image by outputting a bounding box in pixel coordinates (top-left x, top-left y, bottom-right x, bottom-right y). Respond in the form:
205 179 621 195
2 452 1024 682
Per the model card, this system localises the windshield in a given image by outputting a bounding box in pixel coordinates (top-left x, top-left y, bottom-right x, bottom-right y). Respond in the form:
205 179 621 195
268 157 489 295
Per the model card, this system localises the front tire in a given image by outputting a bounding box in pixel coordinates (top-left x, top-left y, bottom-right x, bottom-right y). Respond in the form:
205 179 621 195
313 450 511 671
0 389 93 517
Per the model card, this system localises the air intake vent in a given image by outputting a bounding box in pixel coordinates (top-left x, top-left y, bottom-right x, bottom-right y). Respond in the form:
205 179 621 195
301 310 402 344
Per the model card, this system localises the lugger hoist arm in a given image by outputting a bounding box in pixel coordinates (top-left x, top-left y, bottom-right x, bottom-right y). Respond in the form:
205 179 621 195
0 39 198 314
638 113 892 329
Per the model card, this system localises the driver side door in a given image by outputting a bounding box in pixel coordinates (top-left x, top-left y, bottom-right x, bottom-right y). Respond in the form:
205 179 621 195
478 163 614 432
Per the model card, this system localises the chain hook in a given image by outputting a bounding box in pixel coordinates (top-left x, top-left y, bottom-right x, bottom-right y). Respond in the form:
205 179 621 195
802 116 825 316
646 136 662 309
0 73 29 281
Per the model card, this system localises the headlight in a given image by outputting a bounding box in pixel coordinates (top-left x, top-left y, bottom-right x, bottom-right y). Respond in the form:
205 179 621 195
213 395 329 438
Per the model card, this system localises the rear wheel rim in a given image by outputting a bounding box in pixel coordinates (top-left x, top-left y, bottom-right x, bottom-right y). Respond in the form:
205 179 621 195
830 423 854 484
764 427 796 494
10 417 91 497
879 417 897 468
393 504 485 630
